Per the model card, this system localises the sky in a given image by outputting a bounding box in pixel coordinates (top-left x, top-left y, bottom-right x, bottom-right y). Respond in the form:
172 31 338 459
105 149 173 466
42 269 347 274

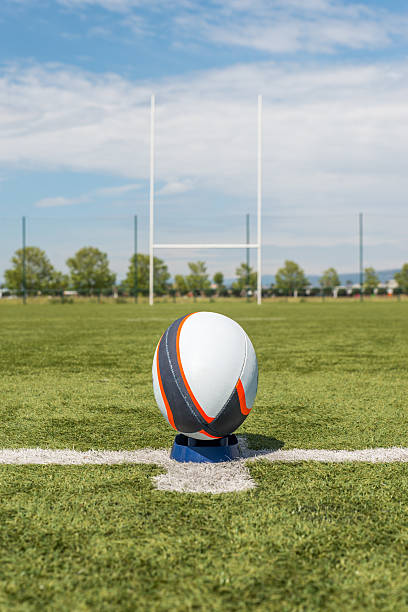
1 0 408 282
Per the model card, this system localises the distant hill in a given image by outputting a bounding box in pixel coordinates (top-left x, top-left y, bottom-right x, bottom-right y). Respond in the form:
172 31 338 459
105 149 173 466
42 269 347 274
225 269 400 287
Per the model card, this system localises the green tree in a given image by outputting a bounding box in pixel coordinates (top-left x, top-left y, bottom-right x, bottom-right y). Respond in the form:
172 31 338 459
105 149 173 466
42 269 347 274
67 247 116 296
48 271 70 295
275 260 309 296
364 267 379 294
213 271 226 295
126 254 170 296
4 247 62 295
213 272 224 289
232 263 257 293
394 264 408 294
319 267 340 291
186 261 210 294
174 274 189 296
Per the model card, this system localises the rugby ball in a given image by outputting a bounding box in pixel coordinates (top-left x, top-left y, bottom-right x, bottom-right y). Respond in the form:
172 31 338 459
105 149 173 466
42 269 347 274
152 312 258 440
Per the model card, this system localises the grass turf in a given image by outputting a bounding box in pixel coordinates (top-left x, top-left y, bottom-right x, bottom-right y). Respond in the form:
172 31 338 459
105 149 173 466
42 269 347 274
1 301 408 610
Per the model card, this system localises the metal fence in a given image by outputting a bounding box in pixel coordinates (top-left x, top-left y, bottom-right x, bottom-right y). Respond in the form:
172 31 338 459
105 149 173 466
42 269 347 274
1 212 407 300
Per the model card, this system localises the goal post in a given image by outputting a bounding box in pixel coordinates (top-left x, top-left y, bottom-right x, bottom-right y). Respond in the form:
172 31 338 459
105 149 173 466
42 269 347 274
148 94 263 305
149 94 155 306
257 94 262 306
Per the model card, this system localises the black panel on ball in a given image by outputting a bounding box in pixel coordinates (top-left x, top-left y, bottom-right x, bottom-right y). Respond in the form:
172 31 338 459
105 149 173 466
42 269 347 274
204 386 247 438
158 317 207 433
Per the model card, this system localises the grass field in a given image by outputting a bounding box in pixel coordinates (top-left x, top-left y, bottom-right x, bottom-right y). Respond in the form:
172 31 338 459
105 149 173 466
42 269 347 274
1 301 408 610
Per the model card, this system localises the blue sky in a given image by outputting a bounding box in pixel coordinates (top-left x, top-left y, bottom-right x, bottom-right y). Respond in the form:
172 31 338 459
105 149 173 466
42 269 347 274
1 0 408 282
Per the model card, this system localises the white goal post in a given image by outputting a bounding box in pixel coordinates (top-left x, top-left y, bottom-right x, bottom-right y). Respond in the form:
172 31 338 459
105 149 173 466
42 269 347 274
149 94 263 305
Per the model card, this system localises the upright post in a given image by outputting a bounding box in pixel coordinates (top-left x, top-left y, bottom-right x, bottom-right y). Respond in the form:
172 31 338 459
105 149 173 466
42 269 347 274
257 94 262 305
246 213 250 301
134 214 138 303
149 94 155 306
22 216 27 305
359 212 363 302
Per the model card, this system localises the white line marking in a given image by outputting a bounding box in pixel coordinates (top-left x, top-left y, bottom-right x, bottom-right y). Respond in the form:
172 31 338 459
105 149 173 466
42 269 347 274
2 439 408 494
0 448 168 466
238 437 408 463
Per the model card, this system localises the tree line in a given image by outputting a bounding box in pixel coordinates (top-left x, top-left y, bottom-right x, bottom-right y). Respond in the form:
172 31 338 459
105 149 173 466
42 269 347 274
267 262 408 296
0 247 256 297
2 246 408 297
2 247 168 297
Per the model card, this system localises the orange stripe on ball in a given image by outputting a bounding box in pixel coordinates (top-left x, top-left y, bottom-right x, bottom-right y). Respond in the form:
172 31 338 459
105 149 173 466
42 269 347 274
236 378 250 415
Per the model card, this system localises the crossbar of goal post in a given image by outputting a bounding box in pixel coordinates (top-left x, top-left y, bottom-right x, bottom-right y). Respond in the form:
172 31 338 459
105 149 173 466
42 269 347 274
149 94 262 305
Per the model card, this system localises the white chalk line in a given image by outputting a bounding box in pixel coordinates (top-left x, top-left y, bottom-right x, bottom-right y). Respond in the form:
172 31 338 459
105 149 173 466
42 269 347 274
2 438 408 494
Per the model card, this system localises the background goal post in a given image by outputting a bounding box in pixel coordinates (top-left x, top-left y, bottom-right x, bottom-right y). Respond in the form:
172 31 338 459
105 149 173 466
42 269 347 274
149 94 263 305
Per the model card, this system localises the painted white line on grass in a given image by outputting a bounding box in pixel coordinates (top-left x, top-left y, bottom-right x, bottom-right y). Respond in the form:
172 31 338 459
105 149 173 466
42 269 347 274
238 437 408 463
0 447 169 466
2 439 408 494
154 458 256 494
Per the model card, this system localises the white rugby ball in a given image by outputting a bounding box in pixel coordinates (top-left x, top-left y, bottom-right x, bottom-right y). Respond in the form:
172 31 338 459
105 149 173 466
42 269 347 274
152 312 258 439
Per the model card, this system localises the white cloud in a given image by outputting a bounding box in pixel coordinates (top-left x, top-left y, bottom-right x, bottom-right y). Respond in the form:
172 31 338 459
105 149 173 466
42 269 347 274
34 183 140 207
55 0 408 55
2 59 408 218
120 14 147 34
57 0 192 9
158 180 193 196
3 1 408 277
96 183 140 196
3 58 408 275
35 195 89 208
57 0 142 11
87 25 113 37
205 17 392 54
7 0 408 58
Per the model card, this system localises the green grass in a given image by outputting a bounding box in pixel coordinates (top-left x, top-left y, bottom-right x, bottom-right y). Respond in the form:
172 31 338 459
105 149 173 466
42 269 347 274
1 301 408 610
